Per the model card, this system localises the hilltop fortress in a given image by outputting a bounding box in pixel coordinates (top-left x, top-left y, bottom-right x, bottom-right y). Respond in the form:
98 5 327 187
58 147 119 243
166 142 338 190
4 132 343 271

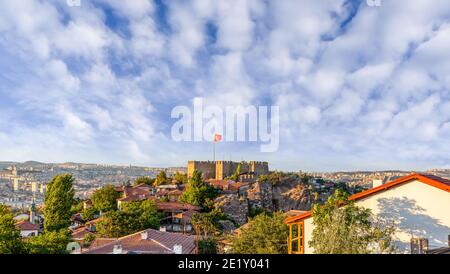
187 160 269 181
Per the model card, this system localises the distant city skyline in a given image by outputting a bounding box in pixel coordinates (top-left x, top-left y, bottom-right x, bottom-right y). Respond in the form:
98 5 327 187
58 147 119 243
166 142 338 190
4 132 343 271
2 1 450 171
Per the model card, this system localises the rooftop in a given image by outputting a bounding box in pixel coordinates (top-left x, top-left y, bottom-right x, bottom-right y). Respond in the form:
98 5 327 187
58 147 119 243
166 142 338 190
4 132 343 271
82 228 196 254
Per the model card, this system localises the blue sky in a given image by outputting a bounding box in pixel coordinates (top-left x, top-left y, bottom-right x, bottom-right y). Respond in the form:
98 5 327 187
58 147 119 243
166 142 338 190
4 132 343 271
2 0 450 172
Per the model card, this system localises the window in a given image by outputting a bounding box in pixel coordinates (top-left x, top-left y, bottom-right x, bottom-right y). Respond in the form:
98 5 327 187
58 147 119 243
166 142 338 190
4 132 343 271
288 221 304 254
411 238 428 254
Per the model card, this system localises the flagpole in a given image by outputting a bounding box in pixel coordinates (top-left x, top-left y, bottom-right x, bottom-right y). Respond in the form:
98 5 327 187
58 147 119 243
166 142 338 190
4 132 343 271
213 140 216 162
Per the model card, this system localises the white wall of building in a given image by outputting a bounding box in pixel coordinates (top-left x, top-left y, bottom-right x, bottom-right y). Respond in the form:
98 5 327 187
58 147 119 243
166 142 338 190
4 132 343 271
20 229 38 238
302 180 450 254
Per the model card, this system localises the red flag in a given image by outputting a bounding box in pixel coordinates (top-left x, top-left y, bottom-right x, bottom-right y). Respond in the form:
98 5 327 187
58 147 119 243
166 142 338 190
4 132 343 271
214 133 222 142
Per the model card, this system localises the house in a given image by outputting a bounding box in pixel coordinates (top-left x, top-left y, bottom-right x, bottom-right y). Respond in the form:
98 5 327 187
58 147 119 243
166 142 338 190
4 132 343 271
117 185 156 210
71 226 95 242
285 173 450 254
85 217 102 232
82 228 196 254
15 220 40 238
157 202 201 232
170 209 197 233
156 189 184 201
70 213 86 230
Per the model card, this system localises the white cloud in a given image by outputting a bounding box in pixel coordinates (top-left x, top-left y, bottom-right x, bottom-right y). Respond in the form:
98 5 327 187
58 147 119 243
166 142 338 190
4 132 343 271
2 0 450 170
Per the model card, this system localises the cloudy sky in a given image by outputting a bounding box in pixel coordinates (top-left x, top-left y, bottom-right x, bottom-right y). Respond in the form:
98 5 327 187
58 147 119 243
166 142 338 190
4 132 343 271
1 0 450 171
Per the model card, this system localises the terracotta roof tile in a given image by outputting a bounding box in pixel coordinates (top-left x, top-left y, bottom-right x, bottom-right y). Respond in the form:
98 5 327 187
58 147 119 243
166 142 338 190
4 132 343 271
83 229 196 254
16 220 39 231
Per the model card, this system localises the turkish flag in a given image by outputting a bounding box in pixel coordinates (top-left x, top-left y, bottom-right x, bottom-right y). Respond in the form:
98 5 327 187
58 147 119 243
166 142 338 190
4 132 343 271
214 133 222 142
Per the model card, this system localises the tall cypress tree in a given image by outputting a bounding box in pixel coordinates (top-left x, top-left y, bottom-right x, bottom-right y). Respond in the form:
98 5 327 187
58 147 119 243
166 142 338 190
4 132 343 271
0 205 25 254
44 174 75 232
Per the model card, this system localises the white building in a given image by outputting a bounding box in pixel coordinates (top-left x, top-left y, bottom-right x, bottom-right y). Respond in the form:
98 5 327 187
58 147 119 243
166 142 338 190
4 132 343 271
15 220 39 238
286 173 450 254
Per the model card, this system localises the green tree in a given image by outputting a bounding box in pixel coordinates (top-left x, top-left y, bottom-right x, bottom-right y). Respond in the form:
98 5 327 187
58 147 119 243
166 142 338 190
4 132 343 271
180 170 219 210
0 205 25 254
231 212 288 254
82 207 98 222
133 176 154 186
26 230 71 254
97 200 161 238
96 211 140 238
44 174 75 232
173 172 188 185
70 199 84 215
138 200 162 229
82 233 96 247
309 190 396 254
154 171 168 186
192 209 226 238
91 185 120 213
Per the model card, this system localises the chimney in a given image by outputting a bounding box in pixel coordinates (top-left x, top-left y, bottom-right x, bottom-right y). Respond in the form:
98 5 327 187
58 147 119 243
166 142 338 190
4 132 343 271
159 226 167 232
173 244 183 254
372 179 383 188
112 244 122 254
141 231 148 240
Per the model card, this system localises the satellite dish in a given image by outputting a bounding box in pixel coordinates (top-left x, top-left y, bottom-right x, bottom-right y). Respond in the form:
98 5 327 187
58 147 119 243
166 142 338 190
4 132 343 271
66 242 81 254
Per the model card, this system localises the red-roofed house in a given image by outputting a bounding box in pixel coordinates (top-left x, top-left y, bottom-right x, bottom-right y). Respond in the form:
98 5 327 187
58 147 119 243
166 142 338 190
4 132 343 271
285 173 450 254
15 220 40 238
82 228 196 254
117 185 156 210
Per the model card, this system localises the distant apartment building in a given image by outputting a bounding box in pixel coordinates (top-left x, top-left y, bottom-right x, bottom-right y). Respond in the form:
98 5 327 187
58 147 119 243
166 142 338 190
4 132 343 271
187 160 269 180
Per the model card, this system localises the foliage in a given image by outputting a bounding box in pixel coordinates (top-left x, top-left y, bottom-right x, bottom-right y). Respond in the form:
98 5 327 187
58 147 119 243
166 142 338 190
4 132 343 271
180 170 219 210
309 190 396 254
159 196 170 202
192 209 226 238
258 171 284 185
97 200 161 238
228 164 242 181
173 171 188 185
26 230 71 254
83 233 96 245
70 200 84 215
154 171 168 186
44 174 75 232
231 212 288 254
0 205 25 254
198 239 217 254
133 176 154 186
298 171 312 184
135 200 162 229
91 185 120 213
248 207 269 218
82 207 98 222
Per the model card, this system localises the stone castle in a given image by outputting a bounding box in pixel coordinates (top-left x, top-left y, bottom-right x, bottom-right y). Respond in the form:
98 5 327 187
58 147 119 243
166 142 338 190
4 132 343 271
187 160 269 180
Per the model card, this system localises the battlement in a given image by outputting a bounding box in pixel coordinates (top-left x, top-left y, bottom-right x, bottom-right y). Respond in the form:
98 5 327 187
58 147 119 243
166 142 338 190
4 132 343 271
187 160 269 180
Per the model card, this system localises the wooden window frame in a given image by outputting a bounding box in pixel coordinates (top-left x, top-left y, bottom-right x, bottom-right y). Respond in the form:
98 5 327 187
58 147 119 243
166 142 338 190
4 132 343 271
288 221 304 254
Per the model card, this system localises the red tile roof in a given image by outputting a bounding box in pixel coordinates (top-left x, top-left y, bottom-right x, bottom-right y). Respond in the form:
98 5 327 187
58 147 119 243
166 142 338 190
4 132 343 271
174 210 197 223
16 220 39 231
285 173 450 224
88 238 117 250
82 229 196 254
71 226 94 240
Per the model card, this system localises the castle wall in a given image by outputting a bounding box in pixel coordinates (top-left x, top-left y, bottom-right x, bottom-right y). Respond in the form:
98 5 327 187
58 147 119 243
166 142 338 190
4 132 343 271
188 160 269 180
250 161 269 176
187 161 216 179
